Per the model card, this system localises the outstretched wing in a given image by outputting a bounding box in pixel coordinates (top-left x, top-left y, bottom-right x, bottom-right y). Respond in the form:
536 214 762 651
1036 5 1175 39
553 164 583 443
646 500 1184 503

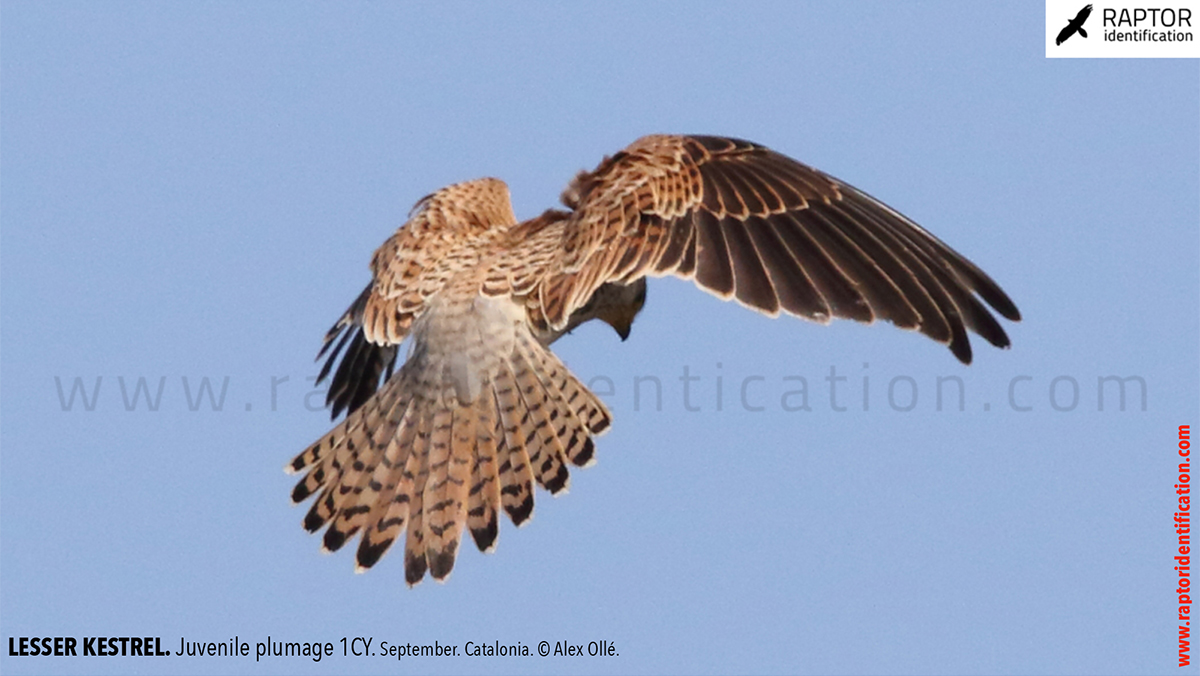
539 134 1020 364
315 283 397 419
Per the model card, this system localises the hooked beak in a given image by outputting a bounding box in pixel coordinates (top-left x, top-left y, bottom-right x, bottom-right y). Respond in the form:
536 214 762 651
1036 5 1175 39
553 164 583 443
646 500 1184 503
593 279 646 343
600 308 636 342
611 319 632 341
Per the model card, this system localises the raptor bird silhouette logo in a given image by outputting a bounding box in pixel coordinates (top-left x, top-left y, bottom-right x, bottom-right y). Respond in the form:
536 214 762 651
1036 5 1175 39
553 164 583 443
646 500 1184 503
1057 4 1093 45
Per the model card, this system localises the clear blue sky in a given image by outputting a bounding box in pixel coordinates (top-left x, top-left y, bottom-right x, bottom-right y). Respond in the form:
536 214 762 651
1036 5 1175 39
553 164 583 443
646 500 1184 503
2 3 1196 675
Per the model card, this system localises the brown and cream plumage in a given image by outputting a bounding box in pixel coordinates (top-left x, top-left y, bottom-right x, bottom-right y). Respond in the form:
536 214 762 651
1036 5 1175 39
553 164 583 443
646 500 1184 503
287 134 1021 585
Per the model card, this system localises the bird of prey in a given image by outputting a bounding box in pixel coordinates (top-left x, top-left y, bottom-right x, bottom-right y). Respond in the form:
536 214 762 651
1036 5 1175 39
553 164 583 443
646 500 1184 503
287 134 1021 585
1056 4 1093 45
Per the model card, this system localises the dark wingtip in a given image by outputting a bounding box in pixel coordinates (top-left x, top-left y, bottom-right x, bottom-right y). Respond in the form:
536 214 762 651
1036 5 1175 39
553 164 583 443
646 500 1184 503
990 333 1011 350
949 336 973 365
329 394 349 421
983 289 1021 323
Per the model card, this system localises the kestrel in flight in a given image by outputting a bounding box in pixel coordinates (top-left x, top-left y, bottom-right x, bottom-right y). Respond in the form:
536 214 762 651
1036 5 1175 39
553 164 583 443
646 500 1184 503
287 135 1021 585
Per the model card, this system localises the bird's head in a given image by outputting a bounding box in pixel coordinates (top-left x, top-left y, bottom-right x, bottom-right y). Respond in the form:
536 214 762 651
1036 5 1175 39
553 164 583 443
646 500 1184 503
594 279 647 341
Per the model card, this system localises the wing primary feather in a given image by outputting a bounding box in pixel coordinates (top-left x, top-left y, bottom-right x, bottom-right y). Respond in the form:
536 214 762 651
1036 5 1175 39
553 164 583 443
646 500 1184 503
769 212 872 323
740 215 829 319
835 199 977 360
317 283 371 361
719 214 781 315
652 214 696 275
816 200 954 341
317 327 355 384
327 332 381 419
675 217 699 277
693 210 736 298
834 197 1011 355
799 205 936 332
841 186 1021 322
787 207 917 326
840 186 1017 324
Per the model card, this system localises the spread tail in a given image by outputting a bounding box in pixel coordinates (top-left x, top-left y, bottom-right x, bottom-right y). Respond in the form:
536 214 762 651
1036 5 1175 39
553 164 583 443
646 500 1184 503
287 322 611 585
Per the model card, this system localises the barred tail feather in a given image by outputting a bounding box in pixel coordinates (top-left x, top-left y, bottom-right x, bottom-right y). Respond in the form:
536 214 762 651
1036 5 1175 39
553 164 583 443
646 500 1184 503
289 379 406 533
355 415 423 572
322 396 416 553
290 309 612 586
403 412 431 585
511 346 572 495
466 394 502 552
492 365 537 527
422 406 474 580
517 333 610 466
